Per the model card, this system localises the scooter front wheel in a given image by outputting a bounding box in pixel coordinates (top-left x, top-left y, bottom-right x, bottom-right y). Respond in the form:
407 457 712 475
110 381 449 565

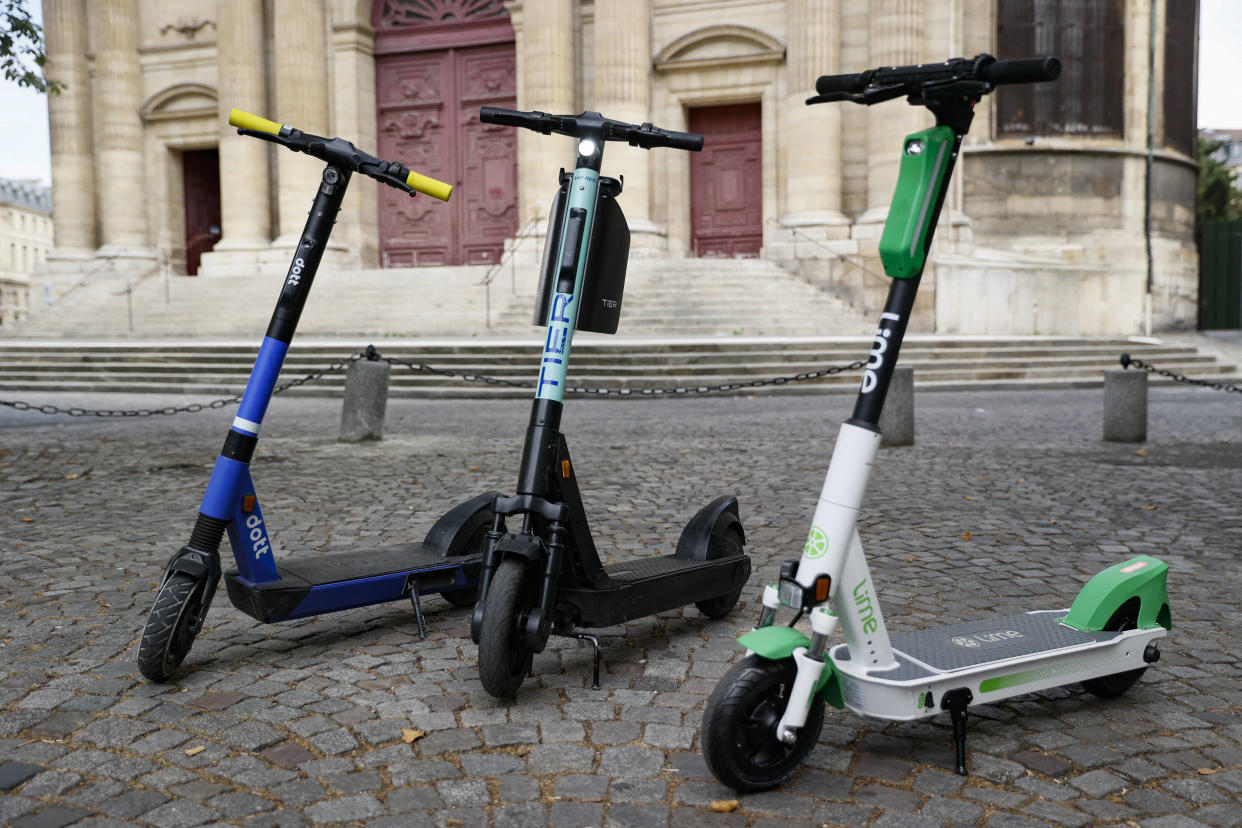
477 558 535 699
137 572 212 682
702 654 825 792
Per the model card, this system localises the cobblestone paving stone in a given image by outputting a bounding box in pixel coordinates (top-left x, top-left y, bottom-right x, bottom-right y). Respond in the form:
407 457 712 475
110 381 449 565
0 386 1239 827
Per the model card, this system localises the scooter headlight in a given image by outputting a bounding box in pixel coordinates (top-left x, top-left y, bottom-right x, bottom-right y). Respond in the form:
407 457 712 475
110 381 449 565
777 559 832 611
778 577 804 609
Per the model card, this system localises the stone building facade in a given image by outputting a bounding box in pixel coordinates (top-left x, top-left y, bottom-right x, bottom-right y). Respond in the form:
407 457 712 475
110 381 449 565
0 178 53 327
41 0 1199 334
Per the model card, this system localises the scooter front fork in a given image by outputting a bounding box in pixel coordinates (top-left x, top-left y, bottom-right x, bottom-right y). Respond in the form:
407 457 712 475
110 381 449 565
522 520 565 652
775 607 839 744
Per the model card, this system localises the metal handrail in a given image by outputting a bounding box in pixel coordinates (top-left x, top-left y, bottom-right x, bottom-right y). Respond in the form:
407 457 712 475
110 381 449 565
766 217 889 285
48 257 112 306
477 217 543 328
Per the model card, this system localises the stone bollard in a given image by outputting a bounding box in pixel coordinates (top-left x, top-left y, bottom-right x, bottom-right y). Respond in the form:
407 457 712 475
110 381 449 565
339 357 390 442
1103 369 1147 442
879 366 915 447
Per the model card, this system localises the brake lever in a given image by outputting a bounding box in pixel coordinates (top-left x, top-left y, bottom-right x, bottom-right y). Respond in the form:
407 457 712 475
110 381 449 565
806 83 906 107
236 127 306 153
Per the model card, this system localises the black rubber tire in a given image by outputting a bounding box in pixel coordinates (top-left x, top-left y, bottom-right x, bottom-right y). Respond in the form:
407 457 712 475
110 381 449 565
442 522 489 608
1081 602 1148 698
695 530 745 619
477 558 535 699
137 573 211 682
702 654 826 792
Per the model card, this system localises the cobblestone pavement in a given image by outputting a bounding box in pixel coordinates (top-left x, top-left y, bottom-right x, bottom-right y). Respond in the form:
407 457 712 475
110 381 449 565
1 387 1240 828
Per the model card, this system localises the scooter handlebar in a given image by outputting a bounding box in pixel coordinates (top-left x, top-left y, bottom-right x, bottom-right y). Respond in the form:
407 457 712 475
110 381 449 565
480 105 703 151
228 108 452 200
812 54 1060 104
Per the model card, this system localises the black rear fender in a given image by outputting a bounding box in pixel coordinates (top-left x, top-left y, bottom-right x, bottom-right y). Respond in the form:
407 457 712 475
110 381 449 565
675 495 745 561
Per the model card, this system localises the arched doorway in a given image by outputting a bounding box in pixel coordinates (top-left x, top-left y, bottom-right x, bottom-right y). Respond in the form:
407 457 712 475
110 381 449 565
373 0 518 267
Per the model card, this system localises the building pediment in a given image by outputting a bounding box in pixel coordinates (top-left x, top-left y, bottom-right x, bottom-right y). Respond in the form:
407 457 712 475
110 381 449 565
141 83 217 123
653 24 784 72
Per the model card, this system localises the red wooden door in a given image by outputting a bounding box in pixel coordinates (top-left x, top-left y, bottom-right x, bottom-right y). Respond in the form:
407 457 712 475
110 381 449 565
182 149 221 275
689 103 762 258
377 42 517 267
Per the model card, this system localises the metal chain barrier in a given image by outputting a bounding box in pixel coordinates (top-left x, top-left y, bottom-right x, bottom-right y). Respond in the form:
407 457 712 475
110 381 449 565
1121 352 1242 394
0 346 866 417
0 353 364 418
375 347 866 396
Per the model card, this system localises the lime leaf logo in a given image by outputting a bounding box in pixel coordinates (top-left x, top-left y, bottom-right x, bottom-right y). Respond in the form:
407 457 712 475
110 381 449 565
803 526 829 559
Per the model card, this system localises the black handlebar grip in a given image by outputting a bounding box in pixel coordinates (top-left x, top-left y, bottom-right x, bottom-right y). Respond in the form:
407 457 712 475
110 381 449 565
815 72 867 96
479 105 532 127
980 56 1061 85
661 129 704 151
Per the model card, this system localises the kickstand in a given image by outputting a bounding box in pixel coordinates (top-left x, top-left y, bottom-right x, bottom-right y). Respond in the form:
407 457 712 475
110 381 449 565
941 688 973 776
564 632 601 690
408 582 427 641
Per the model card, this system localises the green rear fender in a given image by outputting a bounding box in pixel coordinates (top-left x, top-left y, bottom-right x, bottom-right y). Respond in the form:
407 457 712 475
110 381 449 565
737 626 845 709
1063 555 1172 632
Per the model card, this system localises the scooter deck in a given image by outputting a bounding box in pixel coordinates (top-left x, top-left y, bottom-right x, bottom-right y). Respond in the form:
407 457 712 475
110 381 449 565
557 553 751 628
224 543 478 623
830 609 1164 720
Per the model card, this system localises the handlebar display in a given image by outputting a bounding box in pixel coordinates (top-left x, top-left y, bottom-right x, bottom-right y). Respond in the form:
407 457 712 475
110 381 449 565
228 107 451 200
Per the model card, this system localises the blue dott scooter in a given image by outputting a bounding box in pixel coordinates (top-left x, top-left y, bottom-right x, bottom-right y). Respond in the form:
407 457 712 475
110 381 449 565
137 109 496 682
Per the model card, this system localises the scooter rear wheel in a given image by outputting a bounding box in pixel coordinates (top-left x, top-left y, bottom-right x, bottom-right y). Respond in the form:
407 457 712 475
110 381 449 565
1081 601 1148 698
694 530 745 618
477 558 535 698
137 572 211 682
702 654 825 792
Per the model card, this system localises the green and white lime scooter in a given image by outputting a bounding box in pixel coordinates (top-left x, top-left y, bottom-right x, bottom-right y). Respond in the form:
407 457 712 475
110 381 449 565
700 54 1172 792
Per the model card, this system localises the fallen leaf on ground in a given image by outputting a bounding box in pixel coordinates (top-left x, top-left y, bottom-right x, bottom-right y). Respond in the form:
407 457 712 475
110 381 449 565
401 729 425 743
1198 767 1222 775
184 745 205 756
711 800 740 813
20 517 34 522
1142 505 1157 510
959 532 972 540
1133 448 1149 456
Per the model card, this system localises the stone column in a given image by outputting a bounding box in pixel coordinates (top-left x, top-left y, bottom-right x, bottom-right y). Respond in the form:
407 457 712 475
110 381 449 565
855 0 928 234
267 0 334 259
594 0 662 248
512 0 576 227
43 0 95 261
200 0 272 275
782 0 848 235
88 0 154 260
329 15 378 267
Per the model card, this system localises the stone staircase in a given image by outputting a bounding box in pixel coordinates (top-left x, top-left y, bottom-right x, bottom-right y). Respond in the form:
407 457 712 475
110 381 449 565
0 336 1233 399
488 257 873 337
9 256 872 339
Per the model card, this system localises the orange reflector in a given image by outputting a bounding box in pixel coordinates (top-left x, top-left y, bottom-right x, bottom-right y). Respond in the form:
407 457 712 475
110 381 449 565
242 494 256 513
561 460 571 479
814 575 831 602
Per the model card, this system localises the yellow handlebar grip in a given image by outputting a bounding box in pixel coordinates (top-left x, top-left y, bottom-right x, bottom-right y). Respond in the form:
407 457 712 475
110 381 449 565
406 170 453 202
228 108 284 136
